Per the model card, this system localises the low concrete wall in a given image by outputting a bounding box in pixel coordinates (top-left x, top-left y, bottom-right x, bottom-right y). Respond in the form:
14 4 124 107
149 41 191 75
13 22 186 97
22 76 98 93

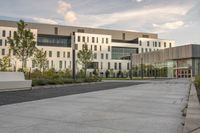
183 83 200 133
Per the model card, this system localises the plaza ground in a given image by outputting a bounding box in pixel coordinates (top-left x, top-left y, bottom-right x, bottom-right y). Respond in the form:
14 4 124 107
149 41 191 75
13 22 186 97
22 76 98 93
0 79 190 133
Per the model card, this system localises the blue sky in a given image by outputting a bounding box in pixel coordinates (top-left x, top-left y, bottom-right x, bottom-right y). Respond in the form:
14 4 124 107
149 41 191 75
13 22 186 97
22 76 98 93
0 0 199 45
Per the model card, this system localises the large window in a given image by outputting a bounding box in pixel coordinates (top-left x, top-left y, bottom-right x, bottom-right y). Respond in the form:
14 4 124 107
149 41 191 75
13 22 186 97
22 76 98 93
37 34 71 47
111 47 137 60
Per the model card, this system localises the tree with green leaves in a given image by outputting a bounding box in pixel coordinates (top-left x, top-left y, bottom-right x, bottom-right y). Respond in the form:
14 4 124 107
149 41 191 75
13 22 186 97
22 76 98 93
0 55 11 71
77 43 93 78
32 48 48 72
7 20 37 71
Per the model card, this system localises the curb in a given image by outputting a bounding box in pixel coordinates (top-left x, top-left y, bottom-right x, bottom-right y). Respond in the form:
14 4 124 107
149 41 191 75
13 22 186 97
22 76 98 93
183 83 200 133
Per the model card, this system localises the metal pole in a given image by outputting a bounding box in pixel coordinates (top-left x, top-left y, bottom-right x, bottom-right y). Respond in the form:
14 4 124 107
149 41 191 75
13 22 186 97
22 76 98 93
72 49 76 80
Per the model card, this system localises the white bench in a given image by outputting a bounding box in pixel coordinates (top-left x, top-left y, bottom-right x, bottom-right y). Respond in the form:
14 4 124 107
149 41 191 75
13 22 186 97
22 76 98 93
0 72 32 91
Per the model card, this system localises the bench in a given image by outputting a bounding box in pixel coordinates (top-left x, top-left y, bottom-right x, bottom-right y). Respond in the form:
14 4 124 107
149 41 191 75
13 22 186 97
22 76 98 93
0 72 32 91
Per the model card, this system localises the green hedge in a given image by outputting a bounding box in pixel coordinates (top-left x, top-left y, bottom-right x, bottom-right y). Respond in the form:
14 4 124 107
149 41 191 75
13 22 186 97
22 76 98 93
194 75 200 87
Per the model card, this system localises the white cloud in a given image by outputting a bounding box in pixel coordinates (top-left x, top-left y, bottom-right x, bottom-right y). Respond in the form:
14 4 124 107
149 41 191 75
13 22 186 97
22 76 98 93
32 17 58 24
76 5 192 28
57 0 77 24
57 0 72 15
153 21 184 30
64 11 77 23
136 0 143 2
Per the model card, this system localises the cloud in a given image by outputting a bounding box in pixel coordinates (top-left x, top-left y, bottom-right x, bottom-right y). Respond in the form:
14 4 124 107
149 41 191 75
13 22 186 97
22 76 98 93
57 0 77 24
64 11 77 23
32 17 58 24
136 0 143 2
76 4 192 29
153 21 184 30
57 0 72 15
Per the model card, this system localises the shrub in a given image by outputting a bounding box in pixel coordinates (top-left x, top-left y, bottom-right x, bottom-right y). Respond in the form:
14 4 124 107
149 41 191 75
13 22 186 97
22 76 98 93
194 75 200 87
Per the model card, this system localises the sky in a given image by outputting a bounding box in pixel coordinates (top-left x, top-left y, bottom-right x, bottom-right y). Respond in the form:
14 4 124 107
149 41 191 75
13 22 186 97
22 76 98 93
0 0 199 45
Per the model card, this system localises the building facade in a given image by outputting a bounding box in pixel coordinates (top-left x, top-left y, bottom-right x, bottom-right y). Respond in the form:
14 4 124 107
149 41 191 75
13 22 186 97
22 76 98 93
0 20 175 77
131 44 200 78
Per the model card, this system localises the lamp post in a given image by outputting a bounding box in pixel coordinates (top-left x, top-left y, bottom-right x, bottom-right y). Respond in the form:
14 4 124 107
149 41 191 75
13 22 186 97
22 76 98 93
72 32 76 81
141 57 143 79
130 53 133 80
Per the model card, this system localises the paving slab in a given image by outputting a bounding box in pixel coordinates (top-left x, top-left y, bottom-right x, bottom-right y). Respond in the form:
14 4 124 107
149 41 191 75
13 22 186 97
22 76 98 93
0 79 190 133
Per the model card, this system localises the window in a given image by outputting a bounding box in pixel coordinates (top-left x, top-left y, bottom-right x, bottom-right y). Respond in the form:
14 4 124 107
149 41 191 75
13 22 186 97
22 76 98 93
78 36 81 42
108 62 110 69
9 31 11 37
114 63 117 70
169 43 172 48
67 52 70 58
2 30 6 37
141 48 144 53
122 33 125 40
147 41 150 46
96 37 98 43
127 63 129 70
119 63 121 70
5 40 7 46
0 39 2 46
149 48 151 52
63 52 66 58
101 62 103 69
106 38 108 44
93 53 97 59
102 38 104 43
49 51 52 57
106 54 108 59
75 44 78 50
57 51 60 57
82 36 85 42
158 42 161 47
111 47 138 60
90 45 93 50
155 42 157 47
108 46 110 51
65 61 66 68
101 53 104 59
92 37 95 43
2 49 5 55
46 60 49 69
145 48 148 52
77 29 84 33
87 37 89 42
82 44 85 50
142 34 149 38
100 46 102 51
59 61 62 69
94 45 97 51
54 27 58 35
164 42 166 47
139 41 142 46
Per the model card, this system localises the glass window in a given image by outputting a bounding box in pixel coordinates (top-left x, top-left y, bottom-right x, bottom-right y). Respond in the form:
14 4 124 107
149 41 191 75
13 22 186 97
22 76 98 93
2 30 6 37
102 38 104 43
106 54 108 59
100 46 102 51
49 51 52 57
122 33 125 40
94 45 97 51
106 38 109 44
159 42 161 47
96 37 98 43
127 63 129 70
155 42 157 47
101 62 103 69
63 52 66 58
87 37 89 42
114 63 117 70
59 61 62 69
82 36 85 42
2 49 5 55
0 39 2 46
101 53 104 59
119 63 122 70
51 60 54 68
5 40 7 46
108 62 110 69
90 45 93 50
92 37 95 43
9 31 11 37
78 36 81 42
67 52 70 58
57 51 60 57
139 41 142 46
169 43 172 48
111 47 137 60
147 41 150 46
93 53 97 59
54 27 58 35
164 42 166 47
108 46 110 51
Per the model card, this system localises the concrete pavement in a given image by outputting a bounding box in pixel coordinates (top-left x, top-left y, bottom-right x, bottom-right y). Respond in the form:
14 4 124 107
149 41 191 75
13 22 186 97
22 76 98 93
0 79 190 133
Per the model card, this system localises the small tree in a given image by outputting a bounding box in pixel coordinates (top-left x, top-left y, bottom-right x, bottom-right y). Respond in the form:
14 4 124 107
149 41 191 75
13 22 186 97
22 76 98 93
77 43 93 78
0 55 11 71
32 49 48 72
7 20 37 71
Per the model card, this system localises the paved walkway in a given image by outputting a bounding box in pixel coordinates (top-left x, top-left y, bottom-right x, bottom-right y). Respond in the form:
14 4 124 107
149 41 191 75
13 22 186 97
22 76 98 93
0 79 190 133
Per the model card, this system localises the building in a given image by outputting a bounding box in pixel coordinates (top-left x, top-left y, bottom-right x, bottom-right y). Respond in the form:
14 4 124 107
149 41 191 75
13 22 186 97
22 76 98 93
0 20 175 77
131 44 200 78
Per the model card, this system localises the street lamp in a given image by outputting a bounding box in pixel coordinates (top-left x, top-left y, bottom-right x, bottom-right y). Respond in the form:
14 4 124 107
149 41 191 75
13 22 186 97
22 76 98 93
72 32 76 81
